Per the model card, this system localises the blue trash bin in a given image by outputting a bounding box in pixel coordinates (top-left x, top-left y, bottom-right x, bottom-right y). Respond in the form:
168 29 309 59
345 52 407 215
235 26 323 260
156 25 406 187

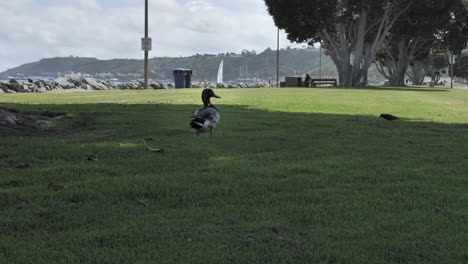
173 68 192 88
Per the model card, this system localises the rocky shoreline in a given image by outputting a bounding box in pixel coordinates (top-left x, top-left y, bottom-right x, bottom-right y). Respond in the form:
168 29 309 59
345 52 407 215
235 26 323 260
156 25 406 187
0 77 269 94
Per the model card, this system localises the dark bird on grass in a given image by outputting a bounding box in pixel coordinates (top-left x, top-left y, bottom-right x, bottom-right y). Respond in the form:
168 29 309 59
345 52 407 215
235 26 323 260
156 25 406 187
190 89 221 136
380 114 398 120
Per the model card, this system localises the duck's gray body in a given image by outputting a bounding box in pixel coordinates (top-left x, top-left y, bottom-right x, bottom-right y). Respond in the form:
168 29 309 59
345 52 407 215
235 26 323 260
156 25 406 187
190 89 221 136
192 106 220 133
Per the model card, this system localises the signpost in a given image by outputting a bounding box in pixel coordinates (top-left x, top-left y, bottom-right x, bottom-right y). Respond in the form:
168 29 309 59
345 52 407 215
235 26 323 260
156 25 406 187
319 44 322 79
141 38 152 51
276 27 280 87
142 0 151 89
449 53 455 89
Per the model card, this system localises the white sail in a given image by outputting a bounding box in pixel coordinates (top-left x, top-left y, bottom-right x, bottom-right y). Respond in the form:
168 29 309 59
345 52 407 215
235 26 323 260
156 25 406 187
217 59 224 83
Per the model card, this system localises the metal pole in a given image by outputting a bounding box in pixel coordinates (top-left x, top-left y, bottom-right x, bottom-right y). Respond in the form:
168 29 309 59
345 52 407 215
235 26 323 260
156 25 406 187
277 27 280 87
450 54 454 89
319 44 322 79
144 0 149 89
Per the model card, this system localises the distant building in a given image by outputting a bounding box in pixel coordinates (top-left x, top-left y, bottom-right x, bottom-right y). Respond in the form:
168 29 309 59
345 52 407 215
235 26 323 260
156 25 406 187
64 72 83 79
95 73 113 79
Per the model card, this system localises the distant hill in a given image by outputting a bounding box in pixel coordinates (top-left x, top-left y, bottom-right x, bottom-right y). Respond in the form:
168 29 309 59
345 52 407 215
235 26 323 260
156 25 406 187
1 48 385 83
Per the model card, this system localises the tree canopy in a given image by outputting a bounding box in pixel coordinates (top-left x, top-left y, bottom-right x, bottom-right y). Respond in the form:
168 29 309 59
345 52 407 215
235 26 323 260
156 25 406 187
375 0 467 86
264 0 468 87
453 55 468 83
264 0 413 86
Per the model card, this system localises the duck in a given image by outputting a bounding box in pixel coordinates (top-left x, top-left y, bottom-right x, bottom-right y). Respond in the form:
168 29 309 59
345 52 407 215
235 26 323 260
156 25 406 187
190 89 221 136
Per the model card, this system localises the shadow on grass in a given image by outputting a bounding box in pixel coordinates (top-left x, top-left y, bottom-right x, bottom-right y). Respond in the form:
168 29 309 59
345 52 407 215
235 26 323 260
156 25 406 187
0 102 467 263
1 101 466 138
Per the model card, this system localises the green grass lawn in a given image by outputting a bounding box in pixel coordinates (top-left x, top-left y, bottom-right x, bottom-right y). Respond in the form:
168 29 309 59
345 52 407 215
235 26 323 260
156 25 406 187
0 87 467 263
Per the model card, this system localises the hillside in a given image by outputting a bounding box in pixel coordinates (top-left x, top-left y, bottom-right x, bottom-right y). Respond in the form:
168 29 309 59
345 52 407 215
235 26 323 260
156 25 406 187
1 48 385 83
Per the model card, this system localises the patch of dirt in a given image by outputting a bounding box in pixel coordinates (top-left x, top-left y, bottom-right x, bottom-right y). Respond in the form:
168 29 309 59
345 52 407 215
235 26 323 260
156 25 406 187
0 107 65 135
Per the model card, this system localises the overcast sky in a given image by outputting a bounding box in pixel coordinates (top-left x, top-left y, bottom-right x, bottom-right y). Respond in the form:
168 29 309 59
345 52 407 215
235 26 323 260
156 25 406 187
0 0 303 72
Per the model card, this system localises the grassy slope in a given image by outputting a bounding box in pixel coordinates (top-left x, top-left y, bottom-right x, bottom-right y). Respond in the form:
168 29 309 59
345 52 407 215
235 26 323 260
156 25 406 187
0 87 467 263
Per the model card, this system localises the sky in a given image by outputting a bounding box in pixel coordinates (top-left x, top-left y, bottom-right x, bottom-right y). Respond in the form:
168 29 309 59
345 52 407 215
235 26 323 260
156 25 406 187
0 0 304 72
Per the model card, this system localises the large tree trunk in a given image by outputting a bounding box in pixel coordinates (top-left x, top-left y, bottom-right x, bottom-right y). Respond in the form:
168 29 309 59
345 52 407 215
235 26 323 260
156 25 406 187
375 38 429 86
407 63 427 85
361 70 368 86
432 73 442 85
319 2 412 87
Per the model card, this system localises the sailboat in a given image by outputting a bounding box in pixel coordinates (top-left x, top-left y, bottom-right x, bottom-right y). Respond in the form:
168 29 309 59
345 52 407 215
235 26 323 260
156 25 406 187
217 59 224 83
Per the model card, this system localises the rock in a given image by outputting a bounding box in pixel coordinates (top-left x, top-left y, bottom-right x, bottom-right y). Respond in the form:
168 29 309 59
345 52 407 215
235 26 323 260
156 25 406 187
150 83 163 89
9 79 19 84
106 81 116 90
21 85 31 92
5 83 22 92
34 80 46 88
71 78 83 87
29 84 38 92
136 82 144 89
116 83 128 90
128 82 141 89
0 79 269 94
54 77 74 89
0 89 4 94
83 78 108 90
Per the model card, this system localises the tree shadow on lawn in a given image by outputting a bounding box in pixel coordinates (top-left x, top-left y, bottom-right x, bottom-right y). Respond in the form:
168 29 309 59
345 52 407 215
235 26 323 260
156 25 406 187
1 101 467 163
0 102 467 263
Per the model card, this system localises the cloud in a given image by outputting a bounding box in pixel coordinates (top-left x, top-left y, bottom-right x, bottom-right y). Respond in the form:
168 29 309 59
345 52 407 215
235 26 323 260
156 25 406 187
0 0 300 72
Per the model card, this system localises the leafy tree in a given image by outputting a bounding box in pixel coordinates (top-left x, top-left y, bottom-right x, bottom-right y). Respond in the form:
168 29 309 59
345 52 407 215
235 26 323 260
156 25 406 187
263 0 413 86
453 55 468 84
375 0 464 86
406 1 468 86
426 51 448 85
443 0 468 54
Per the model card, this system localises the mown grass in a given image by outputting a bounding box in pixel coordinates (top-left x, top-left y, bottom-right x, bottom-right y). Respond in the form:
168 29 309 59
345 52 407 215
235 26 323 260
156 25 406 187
0 86 467 264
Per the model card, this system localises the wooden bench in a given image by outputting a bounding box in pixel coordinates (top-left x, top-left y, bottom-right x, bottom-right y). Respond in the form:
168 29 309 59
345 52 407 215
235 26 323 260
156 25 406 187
310 78 337 87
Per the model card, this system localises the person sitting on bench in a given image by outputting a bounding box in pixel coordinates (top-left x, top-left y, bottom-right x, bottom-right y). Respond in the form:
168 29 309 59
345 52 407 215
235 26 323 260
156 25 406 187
304 74 311 87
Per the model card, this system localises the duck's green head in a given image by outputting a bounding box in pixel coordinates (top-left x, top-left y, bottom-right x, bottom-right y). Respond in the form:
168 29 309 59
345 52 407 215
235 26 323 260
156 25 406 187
202 89 221 106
